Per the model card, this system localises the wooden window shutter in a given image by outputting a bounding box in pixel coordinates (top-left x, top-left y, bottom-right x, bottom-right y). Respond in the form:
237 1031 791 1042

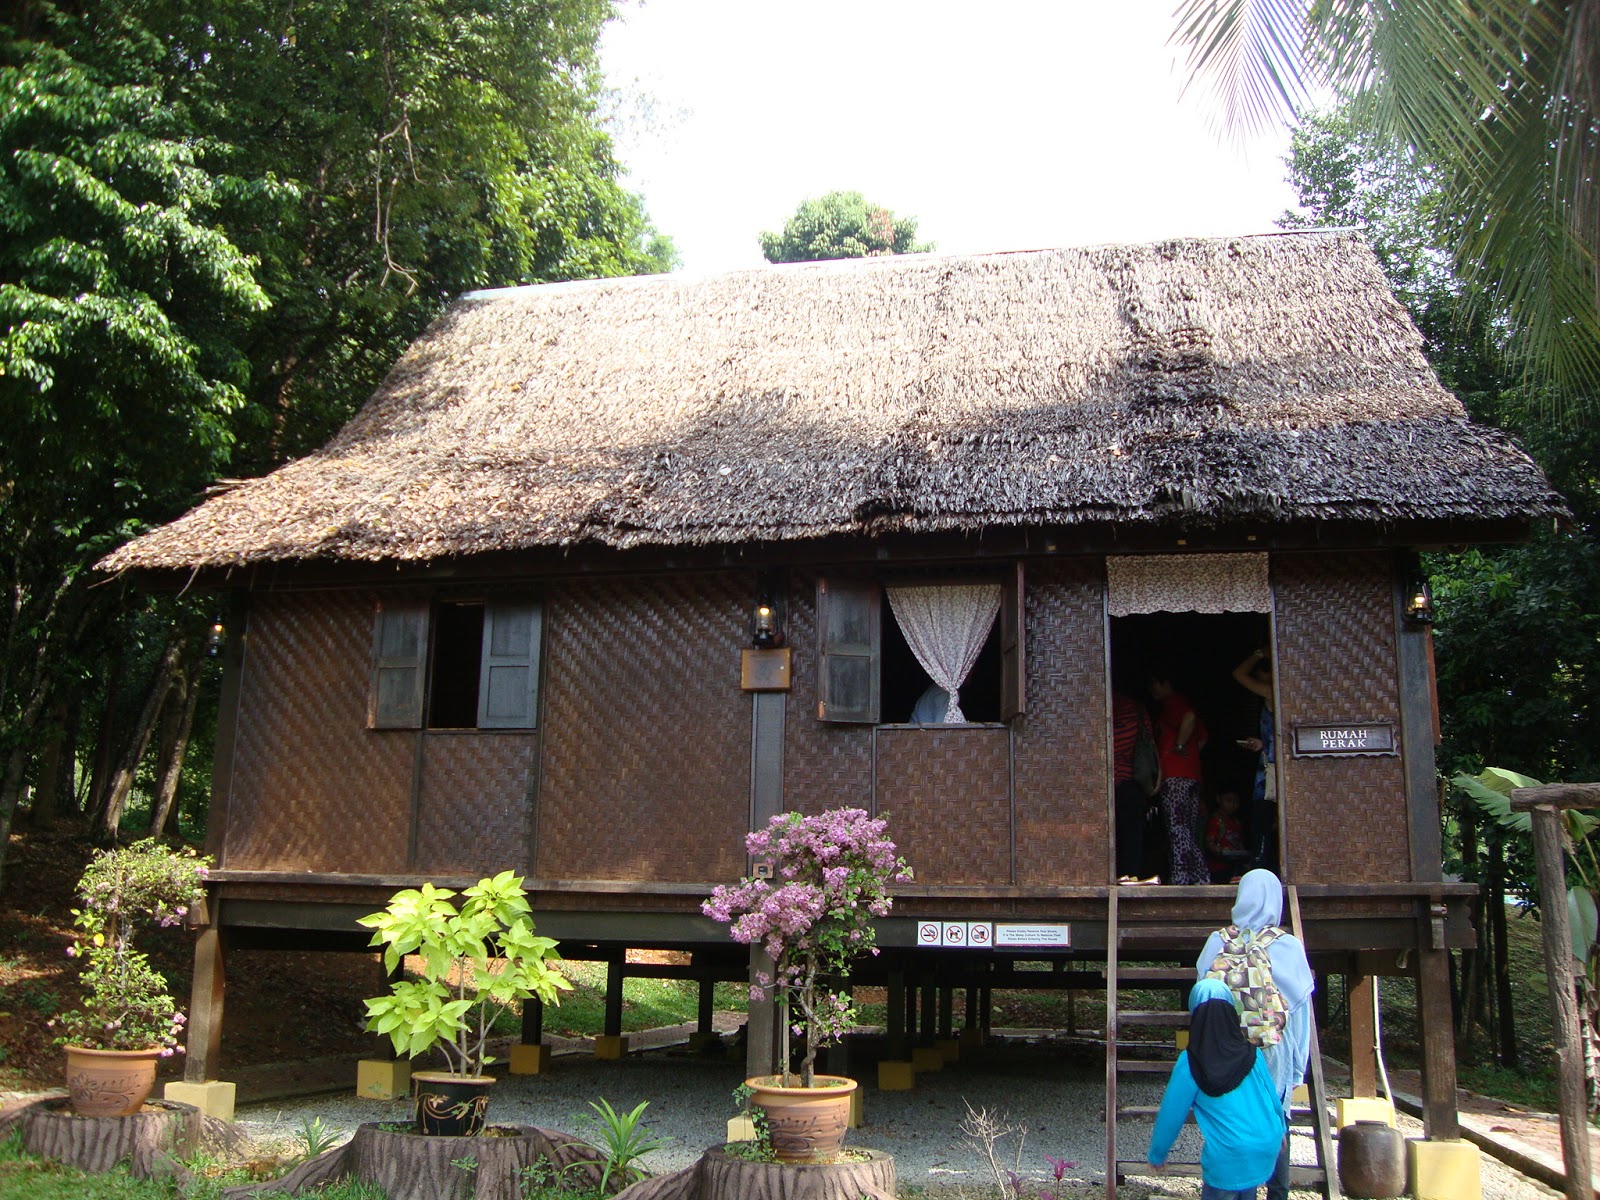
817 577 880 723
478 603 542 729
1000 562 1026 721
370 601 427 729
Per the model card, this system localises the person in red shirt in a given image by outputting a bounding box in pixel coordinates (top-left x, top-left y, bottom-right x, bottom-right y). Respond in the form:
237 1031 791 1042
1113 691 1159 880
1150 675 1209 885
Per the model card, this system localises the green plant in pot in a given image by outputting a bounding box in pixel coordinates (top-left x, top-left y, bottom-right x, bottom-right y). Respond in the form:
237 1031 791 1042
53 839 212 1117
360 870 571 1136
704 808 911 1162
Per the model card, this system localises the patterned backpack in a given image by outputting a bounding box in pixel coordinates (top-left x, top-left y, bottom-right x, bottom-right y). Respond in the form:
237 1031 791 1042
1203 924 1288 1048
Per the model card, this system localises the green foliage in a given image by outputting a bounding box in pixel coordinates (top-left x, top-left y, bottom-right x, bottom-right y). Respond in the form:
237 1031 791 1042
759 191 931 264
575 1098 667 1193
1173 1 1600 402
729 1083 773 1160
359 871 572 1076
53 839 211 1051
296 1115 345 1161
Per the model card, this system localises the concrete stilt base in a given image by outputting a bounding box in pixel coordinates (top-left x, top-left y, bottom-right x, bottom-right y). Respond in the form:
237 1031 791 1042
1336 1096 1397 1128
593 1035 630 1060
935 1038 961 1064
1408 1138 1481 1200
727 1115 757 1143
911 1046 944 1072
849 1087 864 1129
355 1060 410 1101
164 1079 236 1121
509 1043 551 1074
958 1027 984 1050
877 1061 915 1090
687 1032 723 1053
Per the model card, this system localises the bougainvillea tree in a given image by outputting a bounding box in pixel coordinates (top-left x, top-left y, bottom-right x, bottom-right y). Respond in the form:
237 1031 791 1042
704 808 911 1086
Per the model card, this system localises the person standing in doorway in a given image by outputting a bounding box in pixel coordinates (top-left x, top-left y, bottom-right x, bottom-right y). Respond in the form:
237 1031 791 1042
1149 673 1209 885
1231 647 1277 870
1113 689 1160 881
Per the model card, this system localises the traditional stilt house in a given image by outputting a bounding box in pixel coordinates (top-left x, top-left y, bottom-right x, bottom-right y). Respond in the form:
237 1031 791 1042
105 232 1560 1181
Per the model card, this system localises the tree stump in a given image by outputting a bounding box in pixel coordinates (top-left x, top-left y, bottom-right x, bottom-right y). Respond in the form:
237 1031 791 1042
0 1096 204 1180
683 1146 896 1200
223 1124 611 1200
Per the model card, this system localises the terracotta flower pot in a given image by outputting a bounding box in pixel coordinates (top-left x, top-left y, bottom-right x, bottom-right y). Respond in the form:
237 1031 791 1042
412 1070 495 1137
744 1073 857 1163
64 1045 164 1117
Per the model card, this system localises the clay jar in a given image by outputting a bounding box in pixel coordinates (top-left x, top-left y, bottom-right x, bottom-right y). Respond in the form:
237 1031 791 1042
1337 1119 1407 1198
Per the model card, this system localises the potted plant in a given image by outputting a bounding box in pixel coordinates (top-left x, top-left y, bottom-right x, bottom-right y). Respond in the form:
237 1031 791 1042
53 839 211 1117
704 808 911 1161
360 870 571 1135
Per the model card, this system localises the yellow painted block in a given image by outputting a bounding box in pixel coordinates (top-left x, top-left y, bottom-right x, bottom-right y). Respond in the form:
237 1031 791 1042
877 1060 915 1090
593 1035 630 1060
355 1060 410 1101
1336 1096 1397 1129
958 1027 984 1049
509 1043 551 1075
1291 1083 1309 1104
935 1038 961 1064
687 1032 723 1053
1409 1138 1481 1200
727 1115 757 1143
163 1080 235 1122
1175 1030 1189 1051
911 1046 944 1072
849 1086 864 1129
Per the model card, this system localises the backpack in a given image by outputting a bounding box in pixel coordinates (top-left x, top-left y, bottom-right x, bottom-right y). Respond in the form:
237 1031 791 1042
1132 715 1161 798
1203 924 1288 1048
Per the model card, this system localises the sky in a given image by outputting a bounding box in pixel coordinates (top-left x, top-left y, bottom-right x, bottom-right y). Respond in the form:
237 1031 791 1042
600 1 1305 276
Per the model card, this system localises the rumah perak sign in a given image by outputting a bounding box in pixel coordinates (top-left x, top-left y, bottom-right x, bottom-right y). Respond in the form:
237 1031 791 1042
1291 723 1398 757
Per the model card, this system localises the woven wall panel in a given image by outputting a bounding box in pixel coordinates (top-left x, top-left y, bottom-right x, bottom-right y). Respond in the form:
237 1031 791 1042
781 570 876 814
415 734 538 876
227 592 413 872
1011 560 1109 886
875 729 1011 884
536 573 749 883
1273 552 1411 883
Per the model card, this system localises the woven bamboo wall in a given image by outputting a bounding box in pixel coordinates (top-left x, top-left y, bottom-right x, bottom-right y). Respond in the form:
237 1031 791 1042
1273 552 1411 883
781 570 875 814
225 591 413 872
1012 559 1109 886
876 728 1011 884
414 734 538 876
534 573 749 883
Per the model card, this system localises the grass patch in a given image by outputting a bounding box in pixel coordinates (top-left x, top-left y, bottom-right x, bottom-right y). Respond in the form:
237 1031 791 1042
540 962 745 1037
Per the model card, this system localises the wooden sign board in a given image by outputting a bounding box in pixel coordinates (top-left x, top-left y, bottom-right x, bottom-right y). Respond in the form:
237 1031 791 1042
1291 723 1397 757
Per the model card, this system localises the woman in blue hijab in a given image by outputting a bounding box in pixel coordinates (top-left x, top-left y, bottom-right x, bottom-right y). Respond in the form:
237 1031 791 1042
1196 869 1315 1200
1147 977 1287 1198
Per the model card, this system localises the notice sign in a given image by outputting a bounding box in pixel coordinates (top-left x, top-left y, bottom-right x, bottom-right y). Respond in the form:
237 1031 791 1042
918 921 996 948
994 923 1071 949
1292 723 1397 758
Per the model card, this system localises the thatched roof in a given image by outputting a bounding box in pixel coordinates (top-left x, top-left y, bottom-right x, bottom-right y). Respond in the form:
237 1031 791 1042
104 231 1561 572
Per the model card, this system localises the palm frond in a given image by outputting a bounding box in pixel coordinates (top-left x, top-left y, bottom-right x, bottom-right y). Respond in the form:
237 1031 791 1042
1171 0 1315 138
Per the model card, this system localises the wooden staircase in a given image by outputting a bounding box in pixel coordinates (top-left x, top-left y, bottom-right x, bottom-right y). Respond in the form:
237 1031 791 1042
1103 884 1341 1199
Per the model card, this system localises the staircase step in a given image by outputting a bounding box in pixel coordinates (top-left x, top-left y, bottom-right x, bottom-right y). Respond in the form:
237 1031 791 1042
1116 1010 1190 1027
1108 965 1195 985
1115 1158 1202 1178
1117 925 1219 943
1115 1058 1177 1074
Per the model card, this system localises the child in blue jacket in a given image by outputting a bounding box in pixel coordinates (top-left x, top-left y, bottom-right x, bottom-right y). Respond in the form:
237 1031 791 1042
1147 977 1287 1199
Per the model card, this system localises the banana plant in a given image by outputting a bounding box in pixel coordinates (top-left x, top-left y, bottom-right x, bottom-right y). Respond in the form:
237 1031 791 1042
1455 767 1600 1112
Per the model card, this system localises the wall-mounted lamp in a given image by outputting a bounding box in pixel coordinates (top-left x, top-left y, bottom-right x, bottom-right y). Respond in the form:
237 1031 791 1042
751 592 784 648
205 613 227 657
1405 574 1436 625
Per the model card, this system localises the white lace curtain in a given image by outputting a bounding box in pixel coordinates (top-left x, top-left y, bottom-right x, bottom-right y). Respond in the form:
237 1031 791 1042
1105 552 1270 616
886 583 1002 723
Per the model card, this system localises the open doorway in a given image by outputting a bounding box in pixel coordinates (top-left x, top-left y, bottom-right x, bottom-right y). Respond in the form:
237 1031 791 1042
1110 612 1274 883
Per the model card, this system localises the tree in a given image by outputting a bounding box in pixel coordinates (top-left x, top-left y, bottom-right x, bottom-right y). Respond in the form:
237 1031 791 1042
1172 1 1600 406
759 190 931 264
0 10 272 877
0 0 675 889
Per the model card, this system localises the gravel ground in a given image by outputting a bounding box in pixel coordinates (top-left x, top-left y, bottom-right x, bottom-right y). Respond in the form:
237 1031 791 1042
231 1037 1559 1200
